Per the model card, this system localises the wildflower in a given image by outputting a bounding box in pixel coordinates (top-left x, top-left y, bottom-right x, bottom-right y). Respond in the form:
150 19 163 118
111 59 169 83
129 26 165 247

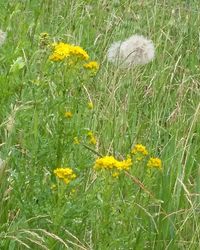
54 167 76 185
71 45 89 60
94 156 117 170
73 137 80 145
115 157 132 171
89 136 97 145
131 144 148 156
49 42 89 62
64 111 73 118
49 42 71 61
87 102 94 110
107 34 155 68
83 61 99 71
112 172 120 178
94 156 132 171
39 32 50 48
0 30 6 46
87 131 97 145
147 157 162 170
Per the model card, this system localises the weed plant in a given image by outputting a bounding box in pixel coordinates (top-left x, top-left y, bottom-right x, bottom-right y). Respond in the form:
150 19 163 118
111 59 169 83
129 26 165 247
0 0 200 249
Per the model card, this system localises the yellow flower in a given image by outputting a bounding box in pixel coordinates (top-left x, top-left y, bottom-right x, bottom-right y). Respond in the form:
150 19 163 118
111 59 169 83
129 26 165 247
87 102 94 110
54 167 76 185
83 61 99 70
94 156 117 170
94 156 132 171
64 111 73 118
147 157 162 170
49 42 71 61
115 158 132 171
87 131 97 145
49 42 89 62
73 137 80 145
87 131 93 137
71 45 89 60
112 172 120 178
131 144 148 156
89 137 97 145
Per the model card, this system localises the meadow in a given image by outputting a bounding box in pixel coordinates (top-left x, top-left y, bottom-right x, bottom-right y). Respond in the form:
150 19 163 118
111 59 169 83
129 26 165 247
0 0 200 249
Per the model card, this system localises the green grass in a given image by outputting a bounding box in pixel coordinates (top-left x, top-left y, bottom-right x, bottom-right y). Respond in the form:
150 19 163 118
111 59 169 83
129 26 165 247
0 0 200 249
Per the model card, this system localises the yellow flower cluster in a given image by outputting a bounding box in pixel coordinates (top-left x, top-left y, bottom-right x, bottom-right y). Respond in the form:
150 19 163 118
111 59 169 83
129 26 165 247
83 61 99 71
147 157 162 170
87 131 97 145
131 144 162 170
54 167 76 185
94 156 132 171
131 144 148 156
49 42 89 62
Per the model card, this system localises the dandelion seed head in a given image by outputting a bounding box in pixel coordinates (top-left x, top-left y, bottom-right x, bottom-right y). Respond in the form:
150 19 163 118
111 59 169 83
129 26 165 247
107 34 155 68
0 30 6 47
107 41 123 64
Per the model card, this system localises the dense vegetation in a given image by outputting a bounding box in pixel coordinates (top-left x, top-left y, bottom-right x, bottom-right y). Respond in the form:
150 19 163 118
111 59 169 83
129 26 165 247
0 1 200 249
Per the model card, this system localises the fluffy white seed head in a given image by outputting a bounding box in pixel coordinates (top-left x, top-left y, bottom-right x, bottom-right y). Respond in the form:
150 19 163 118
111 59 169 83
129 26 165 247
107 34 155 68
0 29 6 46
